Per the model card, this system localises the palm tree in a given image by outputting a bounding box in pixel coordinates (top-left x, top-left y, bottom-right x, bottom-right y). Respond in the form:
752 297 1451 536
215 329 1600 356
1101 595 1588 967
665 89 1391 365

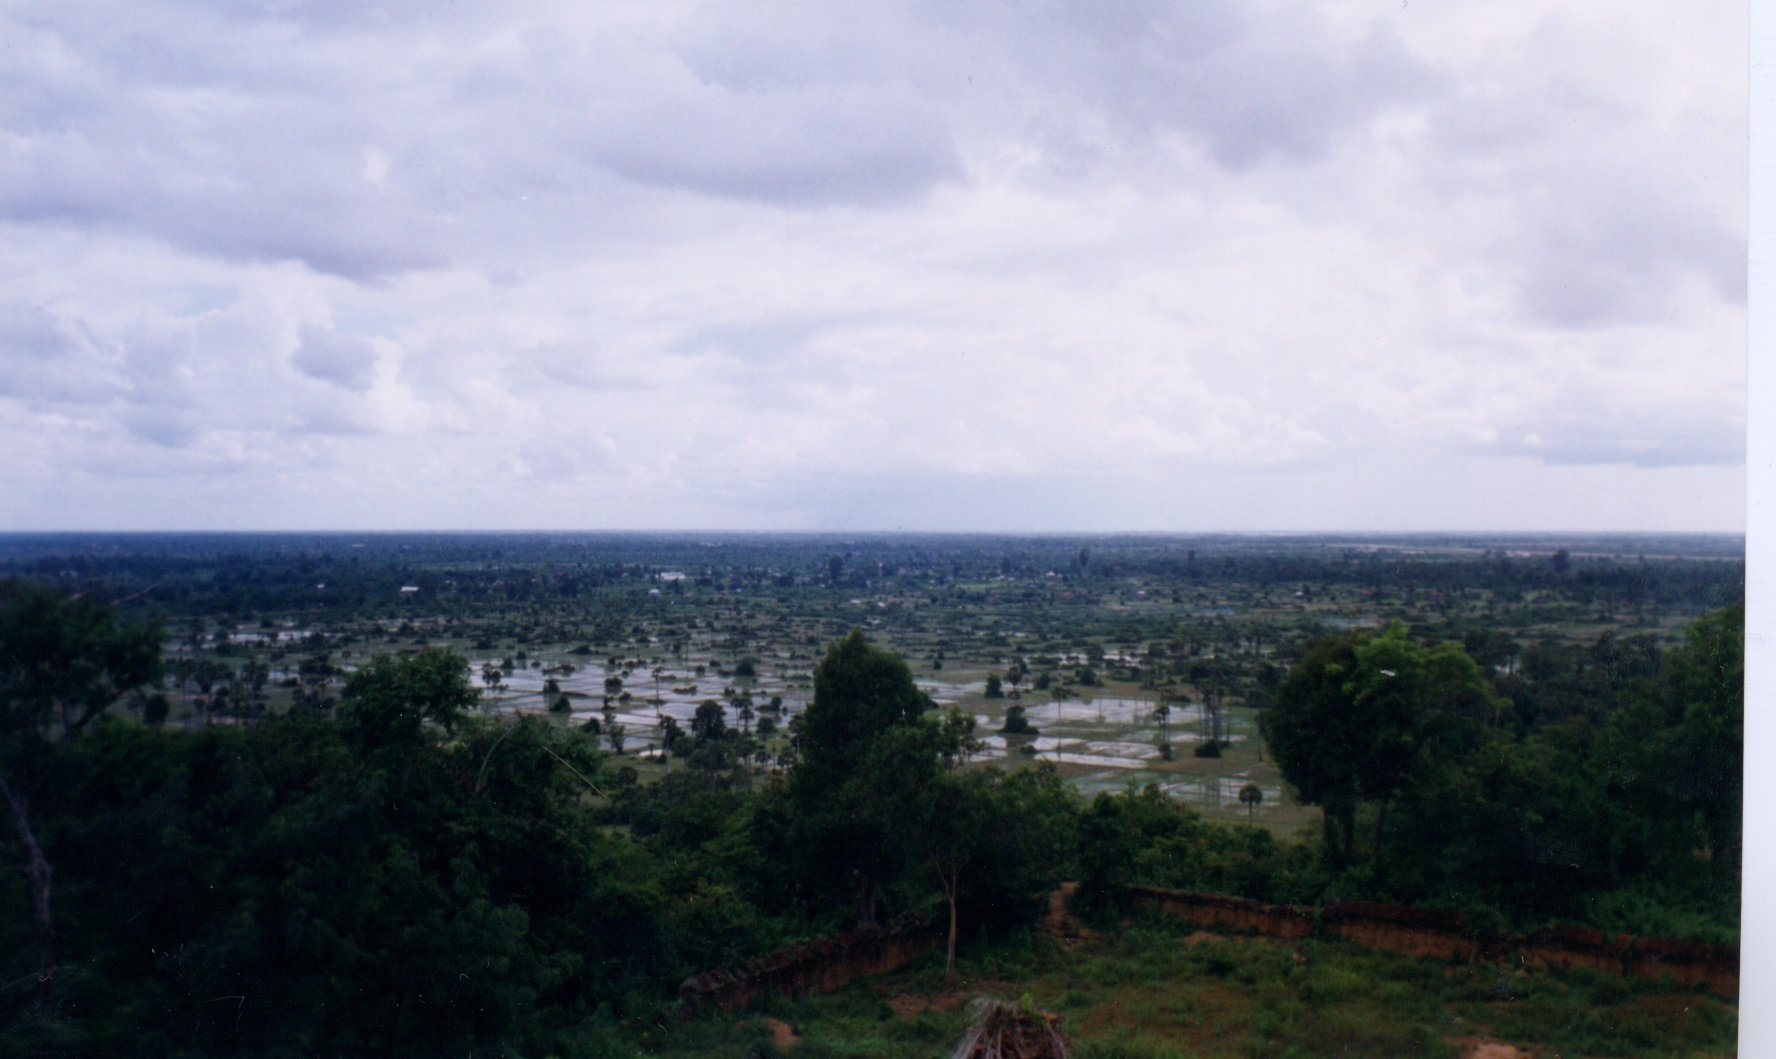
1206 681 1228 746
481 663 504 709
1239 783 1263 823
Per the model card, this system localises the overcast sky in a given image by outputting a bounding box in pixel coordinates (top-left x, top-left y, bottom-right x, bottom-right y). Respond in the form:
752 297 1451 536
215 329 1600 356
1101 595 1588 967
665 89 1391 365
0 0 1746 532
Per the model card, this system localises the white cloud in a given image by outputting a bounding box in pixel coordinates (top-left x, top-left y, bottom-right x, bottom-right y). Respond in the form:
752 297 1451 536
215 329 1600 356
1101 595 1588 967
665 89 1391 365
292 326 378 392
0 0 1746 531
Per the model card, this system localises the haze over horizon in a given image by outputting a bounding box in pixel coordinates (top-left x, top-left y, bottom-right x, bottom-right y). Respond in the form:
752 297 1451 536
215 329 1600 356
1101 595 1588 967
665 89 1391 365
0 1 1746 534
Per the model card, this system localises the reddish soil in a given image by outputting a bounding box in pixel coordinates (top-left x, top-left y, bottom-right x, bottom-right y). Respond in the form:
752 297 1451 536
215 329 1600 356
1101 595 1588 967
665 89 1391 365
765 1018 799 1050
1455 1039 1530 1059
1042 883 1091 950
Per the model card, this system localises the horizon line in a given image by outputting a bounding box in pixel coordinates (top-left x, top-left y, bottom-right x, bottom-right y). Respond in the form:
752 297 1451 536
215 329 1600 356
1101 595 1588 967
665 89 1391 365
0 528 1748 540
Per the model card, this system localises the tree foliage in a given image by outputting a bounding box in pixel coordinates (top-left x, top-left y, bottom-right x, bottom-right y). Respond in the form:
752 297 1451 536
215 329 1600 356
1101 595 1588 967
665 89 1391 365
1262 609 1742 934
0 579 1744 1055
786 631 930 925
0 579 161 1025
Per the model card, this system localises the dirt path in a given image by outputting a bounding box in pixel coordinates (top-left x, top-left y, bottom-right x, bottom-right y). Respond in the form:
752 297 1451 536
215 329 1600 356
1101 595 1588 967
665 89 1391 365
1042 882 1090 950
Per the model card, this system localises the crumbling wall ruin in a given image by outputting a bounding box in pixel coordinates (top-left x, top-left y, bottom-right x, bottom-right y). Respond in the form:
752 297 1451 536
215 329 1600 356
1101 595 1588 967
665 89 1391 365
680 911 940 1015
1126 886 1315 939
678 887 1737 1020
1129 885 1738 997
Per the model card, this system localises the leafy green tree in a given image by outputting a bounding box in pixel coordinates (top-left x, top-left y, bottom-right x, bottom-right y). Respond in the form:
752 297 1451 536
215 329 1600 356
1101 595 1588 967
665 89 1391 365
39 673 647 1057
190 658 230 725
1073 791 1143 921
1663 605 1743 881
0 579 160 1021
1384 727 1613 922
692 699 727 742
1078 783 1308 911
884 737 990 985
336 648 477 754
877 712 1070 984
1264 633 1371 868
1342 625 1496 856
660 715 688 758
1461 628 1520 678
788 631 927 925
1267 625 1498 867
1597 605 1745 887
983 674 1004 699
687 736 734 774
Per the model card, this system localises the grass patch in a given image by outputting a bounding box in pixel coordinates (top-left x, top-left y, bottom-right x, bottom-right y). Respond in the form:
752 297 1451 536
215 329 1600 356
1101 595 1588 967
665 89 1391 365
686 917 1737 1059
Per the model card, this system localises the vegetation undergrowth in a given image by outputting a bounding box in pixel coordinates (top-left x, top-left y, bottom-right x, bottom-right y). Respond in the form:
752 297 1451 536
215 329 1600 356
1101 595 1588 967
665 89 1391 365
658 915 1736 1059
0 537 1742 1056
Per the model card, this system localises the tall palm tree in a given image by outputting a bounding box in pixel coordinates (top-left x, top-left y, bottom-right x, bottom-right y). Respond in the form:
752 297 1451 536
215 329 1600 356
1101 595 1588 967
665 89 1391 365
1239 783 1263 823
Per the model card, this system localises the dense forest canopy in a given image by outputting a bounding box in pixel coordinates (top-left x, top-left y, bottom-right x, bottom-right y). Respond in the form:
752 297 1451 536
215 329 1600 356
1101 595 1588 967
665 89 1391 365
0 533 1743 1056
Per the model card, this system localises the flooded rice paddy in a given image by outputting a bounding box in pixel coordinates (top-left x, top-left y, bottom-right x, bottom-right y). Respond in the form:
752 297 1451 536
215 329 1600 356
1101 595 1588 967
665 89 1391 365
224 616 1294 818
465 655 1287 815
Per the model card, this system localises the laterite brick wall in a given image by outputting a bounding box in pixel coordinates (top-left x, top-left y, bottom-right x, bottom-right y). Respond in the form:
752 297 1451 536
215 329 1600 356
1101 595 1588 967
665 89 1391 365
680 911 940 1015
1128 885 1738 997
